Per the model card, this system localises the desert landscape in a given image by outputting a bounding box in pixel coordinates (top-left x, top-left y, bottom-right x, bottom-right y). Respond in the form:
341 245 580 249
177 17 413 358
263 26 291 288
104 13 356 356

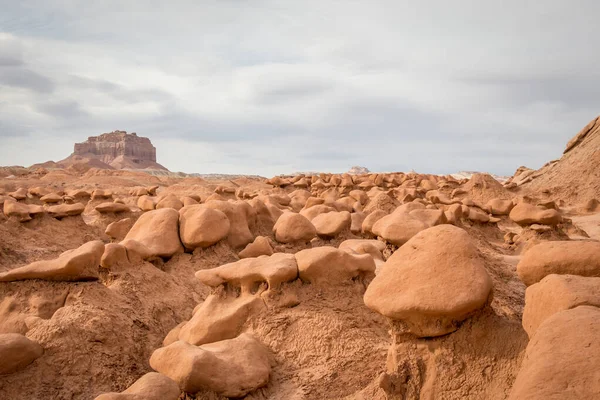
0 118 599 400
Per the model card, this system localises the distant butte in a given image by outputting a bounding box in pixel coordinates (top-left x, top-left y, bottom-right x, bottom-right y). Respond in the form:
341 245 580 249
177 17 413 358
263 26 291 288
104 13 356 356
60 130 168 171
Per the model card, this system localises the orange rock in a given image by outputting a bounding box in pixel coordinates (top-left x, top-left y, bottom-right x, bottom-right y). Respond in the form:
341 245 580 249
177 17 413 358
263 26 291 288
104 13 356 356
364 225 492 337
517 241 600 286
0 333 43 375
273 212 316 243
94 372 180 400
0 240 104 282
149 334 270 396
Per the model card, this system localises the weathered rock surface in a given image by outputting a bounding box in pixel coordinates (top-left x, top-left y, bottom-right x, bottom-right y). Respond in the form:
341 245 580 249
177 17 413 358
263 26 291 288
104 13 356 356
178 294 264 346
46 203 85 218
372 210 429 246
149 334 271 396
94 372 180 400
509 202 562 226
273 212 316 243
239 236 273 259
195 253 297 293
509 306 600 400
0 241 104 282
0 333 43 375
178 205 230 250
523 274 600 337
517 241 600 286
121 208 184 259
312 211 352 238
295 246 375 285
68 131 167 170
364 225 492 337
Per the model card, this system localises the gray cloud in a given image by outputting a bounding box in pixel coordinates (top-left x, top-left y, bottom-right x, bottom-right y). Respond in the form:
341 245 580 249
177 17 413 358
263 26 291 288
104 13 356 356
0 66 54 92
0 1 599 175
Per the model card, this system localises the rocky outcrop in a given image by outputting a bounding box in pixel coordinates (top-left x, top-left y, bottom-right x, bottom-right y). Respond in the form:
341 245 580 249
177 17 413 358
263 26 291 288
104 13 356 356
65 131 167 170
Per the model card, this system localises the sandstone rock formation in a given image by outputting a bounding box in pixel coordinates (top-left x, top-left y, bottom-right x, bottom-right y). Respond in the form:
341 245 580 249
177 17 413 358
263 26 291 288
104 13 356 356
517 241 600 286
364 225 492 337
509 306 600 400
149 334 271 396
0 333 43 375
65 131 167 170
121 208 184 259
0 241 104 282
295 246 376 285
94 372 180 400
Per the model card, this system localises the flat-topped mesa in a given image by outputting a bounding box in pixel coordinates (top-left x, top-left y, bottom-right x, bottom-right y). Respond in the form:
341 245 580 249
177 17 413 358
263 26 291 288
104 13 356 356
71 130 166 170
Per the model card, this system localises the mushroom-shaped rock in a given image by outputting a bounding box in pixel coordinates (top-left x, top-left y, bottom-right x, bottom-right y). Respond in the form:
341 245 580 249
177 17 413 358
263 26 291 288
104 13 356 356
517 241 600 286
94 372 180 400
203 200 253 249
178 294 265 346
3 200 44 222
46 203 85 219
149 334 271 397
178 205 230 250
121 208 184 259
295 246 375 285
0 333 43 375
466 207 491 223
486 198 514 215
372 211 429 246
95 202 131 213
239 236 273 259
40 193 62 204
312 211 352 238
105 218 133 240
0 240 104 282
273 212 316 243
195 253 298 293
523 274 600 338
508 306 600 400
509 202 562 226
364 225 492 337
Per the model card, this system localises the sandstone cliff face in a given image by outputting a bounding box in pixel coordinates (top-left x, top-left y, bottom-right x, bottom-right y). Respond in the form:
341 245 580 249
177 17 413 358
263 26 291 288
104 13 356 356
65 131 167 170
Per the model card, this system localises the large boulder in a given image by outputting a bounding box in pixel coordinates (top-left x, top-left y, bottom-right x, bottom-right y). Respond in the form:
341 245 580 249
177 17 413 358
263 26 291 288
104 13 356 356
364 225 492 337
517 241 600 286
312 211 352 238
509 202 562 226
273 212 316 243
0 241 104 282
94 372 180 400
295 246 375 285
149 334 271 397
372 210 428 246
178 205 230 250
121 208 184 259
523 274 600 337
0 333 43 375
509 306 600 400
361 210 387 234
203 200 254 249
156 195 184 211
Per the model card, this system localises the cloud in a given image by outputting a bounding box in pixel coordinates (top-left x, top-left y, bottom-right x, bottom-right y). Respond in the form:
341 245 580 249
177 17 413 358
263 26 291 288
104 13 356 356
1 1 600 175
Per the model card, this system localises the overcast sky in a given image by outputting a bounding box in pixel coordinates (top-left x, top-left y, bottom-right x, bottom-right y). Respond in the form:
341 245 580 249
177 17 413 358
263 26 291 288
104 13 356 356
1 1 599 176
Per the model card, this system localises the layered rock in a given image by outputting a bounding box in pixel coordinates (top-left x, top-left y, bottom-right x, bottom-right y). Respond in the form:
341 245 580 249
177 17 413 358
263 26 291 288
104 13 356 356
65 131 167 170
